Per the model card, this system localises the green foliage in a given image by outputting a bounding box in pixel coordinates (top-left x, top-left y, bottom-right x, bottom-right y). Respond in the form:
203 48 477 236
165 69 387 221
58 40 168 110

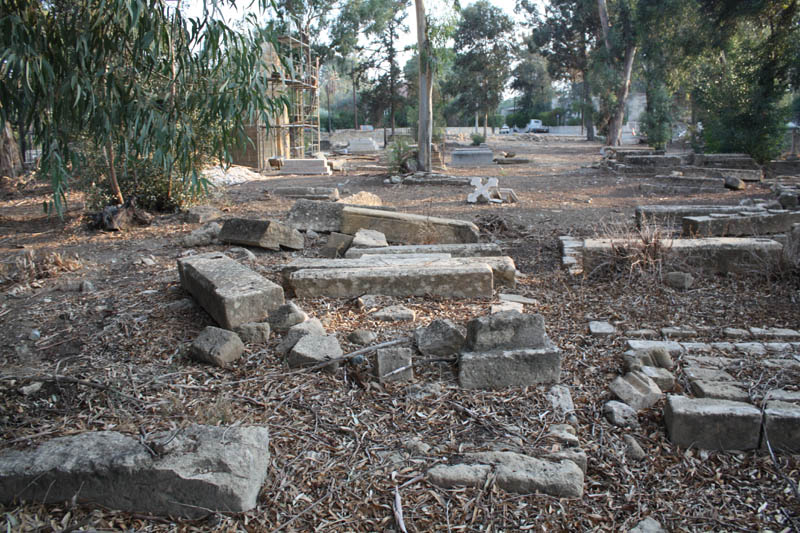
641 83 672 149
387 137 416 173
511 51 553 116
471 133 485 145
0 0 286 215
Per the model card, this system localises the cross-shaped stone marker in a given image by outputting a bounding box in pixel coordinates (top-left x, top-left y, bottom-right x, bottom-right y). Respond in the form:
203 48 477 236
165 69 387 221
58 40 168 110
467 177 499 204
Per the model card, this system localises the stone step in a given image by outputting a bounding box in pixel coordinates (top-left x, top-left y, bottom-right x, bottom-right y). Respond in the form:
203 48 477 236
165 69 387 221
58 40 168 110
582 237 782 274
290 263 494 299
283 255 516 289
178 252 284 329
277 158 332 175
664 395 762 451
344 242 502 258
340 206 480 244
682 210 800 237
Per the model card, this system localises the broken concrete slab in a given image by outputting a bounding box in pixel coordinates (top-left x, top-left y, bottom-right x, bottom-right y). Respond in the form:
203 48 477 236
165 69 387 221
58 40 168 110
635 204 766 227
0 425 270 518
290 264 494 299
450 148 495 167
663 395 761 451
286 199 397 233
190 326 245 367
459 344 562 389
272 186 340 200
372 304 416 322
277 158 332 175
415 319 465 357
321 232 354 258
610 371 662 410
340 206 480 244
218 218 304 251
589 321 616 337
582 237 783 275
345 242 502 259
682 211 800 237
465 311 547 352
463 451 584 498
277 318 326 355
690 380 750 402
376 346 414 382
351 228 388 249
178 252 284 329
763 401 800 453
287 334 342 373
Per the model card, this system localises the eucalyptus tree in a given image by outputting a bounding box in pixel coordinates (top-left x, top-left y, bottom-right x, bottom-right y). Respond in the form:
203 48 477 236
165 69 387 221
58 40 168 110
0 0 287 214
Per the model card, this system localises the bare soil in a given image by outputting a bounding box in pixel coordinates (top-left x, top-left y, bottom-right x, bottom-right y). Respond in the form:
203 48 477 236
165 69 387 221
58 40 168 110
1 137 798 531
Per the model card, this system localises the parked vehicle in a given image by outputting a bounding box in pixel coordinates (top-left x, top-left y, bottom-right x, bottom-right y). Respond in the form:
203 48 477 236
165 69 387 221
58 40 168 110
499 124 511 134
523 119 549 133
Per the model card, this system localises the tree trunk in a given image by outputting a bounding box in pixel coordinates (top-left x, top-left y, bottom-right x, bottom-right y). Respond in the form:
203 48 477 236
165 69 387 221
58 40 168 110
105 140 124 205
0 122 23 178
607 44 636 146
582 72 595 141
483 112 488 140
352 73 359 130
415 0 431 172
596 0 611 53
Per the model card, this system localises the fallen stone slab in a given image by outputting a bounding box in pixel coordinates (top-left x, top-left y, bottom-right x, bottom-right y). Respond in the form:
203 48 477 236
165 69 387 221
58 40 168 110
338 191 383 206
623 155 684 167
690 380 750 402
459 345 561 389
321 232 354 258
277 318 325 354
429 452 583 498
344 243 503 258
178 252 284 329
684 366 736 383
218 218 304 251
277 158 332 175
546 384 575 417
376 346 414 382
589 321 616 337
610 371 662 410
190 326 244 367
582 237 783 275
372 304 416 322
415 319 465 357
351 228 388 248
341 206 480 244
763 401 800 453
749 327 800 340
272 186 340 200
290 264 494 299
626 339 683 354
347 138 380 154
639 366 675 391
465 311 547 351
635 205 766 227
286 199 397 233
184 205 223 224
268 302 308 333
663 395 761 451
639 183 723 195
287 334 342 373
498 293 538 305
630 517 667 533
682 211 800 237
0 425 270 517
450 148 495 167
282 255 516 289
692 153 760 170
648 175 726 189
491 301 524 313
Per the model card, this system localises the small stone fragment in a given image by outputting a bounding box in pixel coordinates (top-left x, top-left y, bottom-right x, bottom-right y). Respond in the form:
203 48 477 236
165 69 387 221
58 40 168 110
287 334 342 373
351 228 388 249
321 232 354 258
372 305 415 322
491 301 524 314
603 400 639 428
649 347 674 370
190 326 244 367
235 322 271 344
664 271 694 290
414 319 465 357
269 302 308 333
348 329 377 345
546 385 575 417
639 366 675 391
630 517 666 533
180 222 221 247
623 435 646 461
277 318 326 354
609 371 662 410
589 321 616 337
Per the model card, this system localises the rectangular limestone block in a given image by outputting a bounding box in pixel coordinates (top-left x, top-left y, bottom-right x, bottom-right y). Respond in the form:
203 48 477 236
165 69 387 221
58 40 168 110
682 211 800 237
340 206 480 244
286 199 397 233
178 252 284 329
282 255 516 289
272 186 339 200
763 401 800 453
465 311 547 351
344 243 503 258
623 155 684 167
450 148 495 167
663 395 761 451
583 237 783 275
635 204 766 228
277 158 332 175
290 264 494 299
218 218 304 250
459 344 562 389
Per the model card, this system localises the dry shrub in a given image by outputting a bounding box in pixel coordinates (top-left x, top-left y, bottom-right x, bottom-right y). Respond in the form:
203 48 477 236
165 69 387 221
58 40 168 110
589 215 680 279
0 249 82 286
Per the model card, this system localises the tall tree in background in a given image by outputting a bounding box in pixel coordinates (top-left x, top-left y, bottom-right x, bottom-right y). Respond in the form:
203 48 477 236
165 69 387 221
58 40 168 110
452 0 514 138
415 0 433 170
511 51 553 118
526 0 599 140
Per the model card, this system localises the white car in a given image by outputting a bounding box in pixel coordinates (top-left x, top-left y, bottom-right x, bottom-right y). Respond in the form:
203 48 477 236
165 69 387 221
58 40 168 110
499 124 511 134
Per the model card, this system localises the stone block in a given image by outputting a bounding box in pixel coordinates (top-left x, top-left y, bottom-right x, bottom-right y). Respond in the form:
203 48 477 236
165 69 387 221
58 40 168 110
347 138 380 153
546 385 575 417
609 371 662 410
492 301 524 313
765 389 800 403
682 211 800 237
583 237 783 275
603 400 639 428
190 326 244 367
749 327 800 340
268 302 308 333
465 311 547 352
589 321 616 337
287 334 342 373
286 199 347 232
639 366 675 391
218 218 304 251
272 186 339 200
635 204 766 228
427 464 492 488
415 319 465 357
290 264 494 299
277 158 332 175
630 517 666 533
351 228 388 248
623 155 683 167
626 339 683 354
463 451 583 498
372 304 415 322
184 206 223 223
339 191 383 206
661 326 696 338
691 380 749 402
376 347 414 382
321 232 354 258
178 252 284 329
723 327 751 339
664 272 694 290
684 367 735 382
235 322 271 344
0 425 270 518
663 395 761 451
450 148 495 167
498 293 538 305
340 206 480 244
344 243 503 258
277 318 325 354
458 345 562 390
348 329 377 345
